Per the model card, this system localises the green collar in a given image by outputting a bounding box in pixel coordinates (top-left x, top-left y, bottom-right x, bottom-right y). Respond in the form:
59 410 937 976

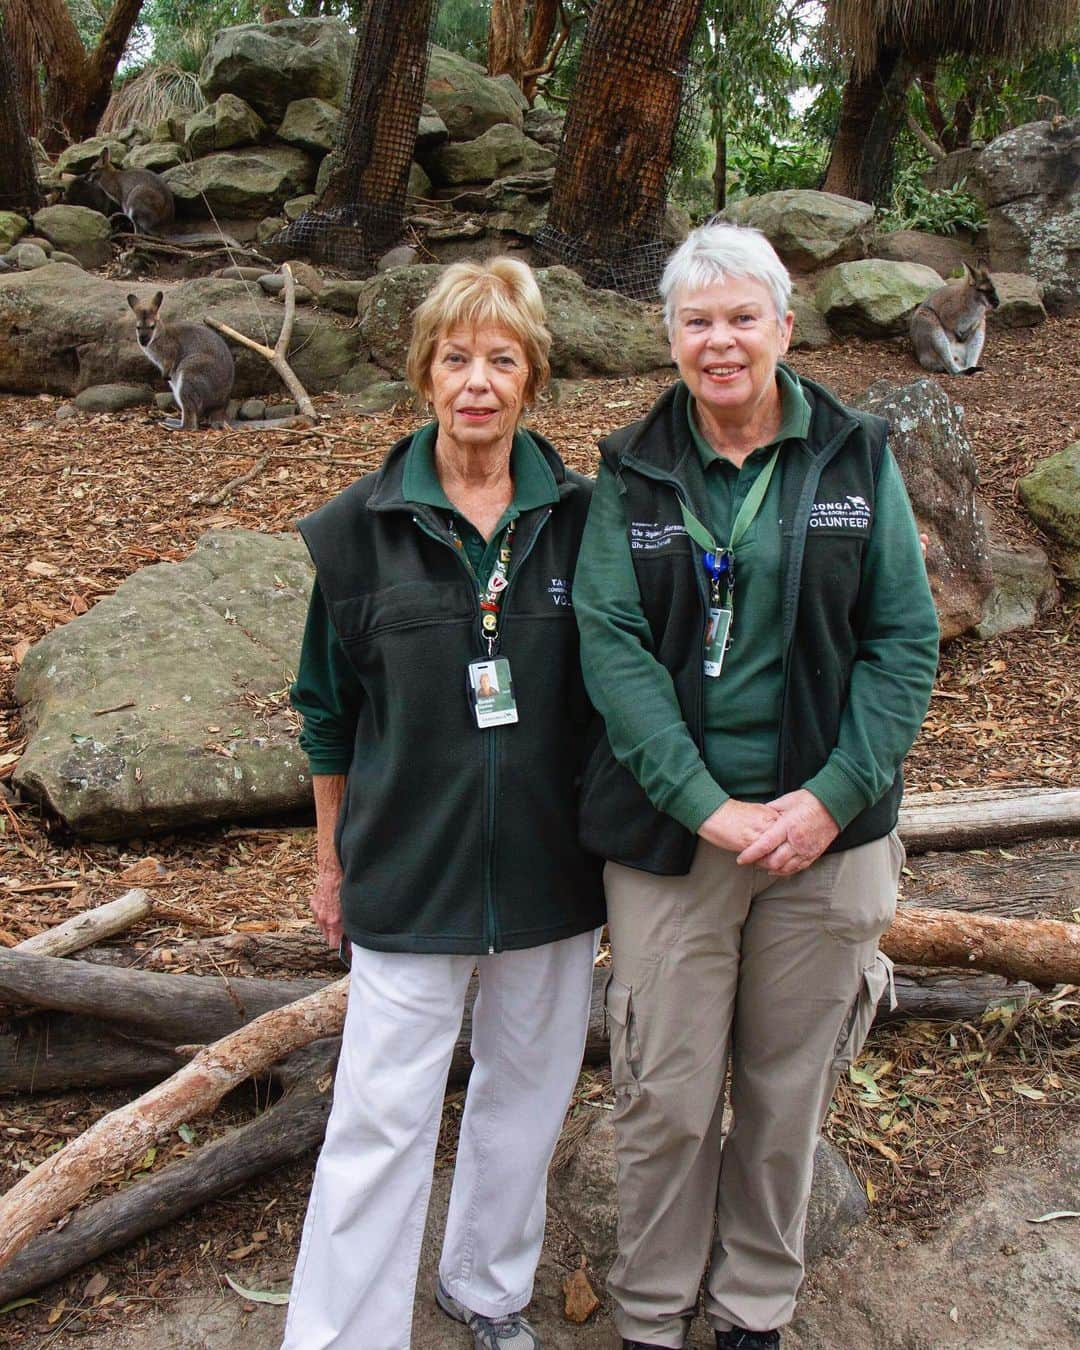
688 364 812 468
402 422 560 515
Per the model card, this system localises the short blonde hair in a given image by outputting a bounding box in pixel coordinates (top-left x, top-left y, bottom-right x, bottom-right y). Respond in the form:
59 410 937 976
406 258 551 406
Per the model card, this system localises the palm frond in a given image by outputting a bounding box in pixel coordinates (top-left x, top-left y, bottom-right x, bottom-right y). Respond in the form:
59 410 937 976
99 64 207 134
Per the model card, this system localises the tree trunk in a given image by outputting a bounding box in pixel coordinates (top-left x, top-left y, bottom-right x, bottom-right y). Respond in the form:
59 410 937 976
488 0 525 85
0 7 42 212
898 788 1080 854
542 0 703 282
822 43 904 201
883 907 1080 987
713 120 727 212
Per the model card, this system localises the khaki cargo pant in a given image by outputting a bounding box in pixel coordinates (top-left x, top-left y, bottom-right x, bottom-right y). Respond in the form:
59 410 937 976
604 832 903 1346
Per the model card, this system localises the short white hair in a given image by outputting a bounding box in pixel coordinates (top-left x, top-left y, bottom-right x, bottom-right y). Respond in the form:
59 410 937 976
660 220 792 335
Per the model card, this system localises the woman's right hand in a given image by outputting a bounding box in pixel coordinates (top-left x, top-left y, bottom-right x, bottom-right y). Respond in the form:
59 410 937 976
309 861 345 948
697 798 780 854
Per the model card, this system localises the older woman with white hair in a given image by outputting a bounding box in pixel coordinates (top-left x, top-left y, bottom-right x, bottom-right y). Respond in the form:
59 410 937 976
574 222 938 1349
284 258 604 1350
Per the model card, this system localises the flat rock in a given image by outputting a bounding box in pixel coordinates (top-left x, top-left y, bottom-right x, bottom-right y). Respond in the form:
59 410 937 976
356 263 668 379
276 97 341 154
14 530 314 839
31 204 112 269
72 382 154 412
1017 441 1080 587
424 44 524 140
199 17 354 124
816 259 942 336
722 190 875 270
426 124 555 187
163 146 318 219
184 93 266 157
987 272 1046 327
125 140 186 173
855 379 993 639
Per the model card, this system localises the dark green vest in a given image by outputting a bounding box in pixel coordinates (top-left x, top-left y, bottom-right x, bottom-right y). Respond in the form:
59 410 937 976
578 374 899 876
300 431 604 954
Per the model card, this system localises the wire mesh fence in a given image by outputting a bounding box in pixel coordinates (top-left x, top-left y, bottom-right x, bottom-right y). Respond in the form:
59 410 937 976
0 15 42 215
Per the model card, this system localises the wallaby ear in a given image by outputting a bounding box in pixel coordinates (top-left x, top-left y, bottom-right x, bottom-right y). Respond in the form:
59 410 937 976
962 261 976 281
126 293 139 310
976 257 992 276
99 148 111 167
151 290 164 308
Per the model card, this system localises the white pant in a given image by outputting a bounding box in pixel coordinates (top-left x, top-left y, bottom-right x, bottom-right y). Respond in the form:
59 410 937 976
281 929 599 1350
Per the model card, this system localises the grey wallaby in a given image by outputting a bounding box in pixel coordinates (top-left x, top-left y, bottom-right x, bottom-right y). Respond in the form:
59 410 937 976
88 148 175 235
909 261 1000 374
128 291 235 430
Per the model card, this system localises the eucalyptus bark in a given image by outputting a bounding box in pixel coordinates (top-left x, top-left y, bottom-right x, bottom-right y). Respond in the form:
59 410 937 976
488 0 526 85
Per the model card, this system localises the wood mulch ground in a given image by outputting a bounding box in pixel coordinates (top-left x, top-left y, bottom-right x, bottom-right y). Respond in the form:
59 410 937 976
0 317 1077 1343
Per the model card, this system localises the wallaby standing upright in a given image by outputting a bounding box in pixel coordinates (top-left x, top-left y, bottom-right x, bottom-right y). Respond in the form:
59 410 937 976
910 261 1000 374
128 291 235 430
89 148 175 235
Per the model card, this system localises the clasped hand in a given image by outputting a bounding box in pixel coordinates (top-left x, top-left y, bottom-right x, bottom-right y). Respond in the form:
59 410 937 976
698 789 839 875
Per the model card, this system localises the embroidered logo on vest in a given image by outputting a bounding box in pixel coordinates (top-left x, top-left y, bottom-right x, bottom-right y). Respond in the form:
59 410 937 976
548 577 572 607
808 494 872 531
630 520 687 551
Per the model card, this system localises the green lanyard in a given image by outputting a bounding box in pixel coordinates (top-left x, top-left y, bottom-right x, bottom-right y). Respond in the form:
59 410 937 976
679 445 781 607
450 516 515 654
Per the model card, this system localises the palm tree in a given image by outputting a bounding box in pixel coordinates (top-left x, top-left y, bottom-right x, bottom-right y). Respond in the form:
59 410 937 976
821 0 1080 202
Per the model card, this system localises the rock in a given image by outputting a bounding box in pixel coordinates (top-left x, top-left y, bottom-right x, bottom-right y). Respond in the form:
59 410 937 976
276 97 341 154
0 212 28 251
0 266 364 397
973 118 1079 315
408 162 432 200
31 205 112 269
377 245 418 272
868 229 976 278
1017 442 1080 587
523 107 564 150
343 380 410 414
548 1115 867 1279
256 216 285 244
424 44 524 140
55 402 78 421
789 293 831 350
816 259 942 336
355 264 668 380
427 124 556 187
55 136 128 175
125 141 186 173
265 402 298 419
314 152 337 198
662 201 692 247
14 531 314 839
283 193 318 221
987 272 1046 327
184 93 266 157
154 391 176 410
416 104 449 154
199 17 354 124
258 272 286 294
150 116 187 144
318 277 368 313
163 146 318 219
855 379 993 639
18 235 54 255
922 146 983 195
238 397 266 420
974 512 1059 640
73 382 154 412
722 190 875 270
213 265 267 281
281 259 324 295
12 242 49 271
50 252 84 269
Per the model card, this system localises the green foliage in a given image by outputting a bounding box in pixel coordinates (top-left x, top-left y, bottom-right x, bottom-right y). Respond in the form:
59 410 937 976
727 136 827 198
433 0 491 64
877 161 986 236
141 0 264 70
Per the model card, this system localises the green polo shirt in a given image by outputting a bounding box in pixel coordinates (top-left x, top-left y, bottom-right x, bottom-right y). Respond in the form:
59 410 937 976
292 424 559 774
689 366 811 806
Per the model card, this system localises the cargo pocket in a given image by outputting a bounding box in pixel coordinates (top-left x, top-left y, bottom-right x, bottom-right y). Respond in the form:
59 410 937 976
831 952 897 1074
605 975 642 1099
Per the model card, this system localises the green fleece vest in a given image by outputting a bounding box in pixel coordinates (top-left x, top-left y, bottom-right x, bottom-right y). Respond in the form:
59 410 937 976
299 430 605 954
578 375 898 876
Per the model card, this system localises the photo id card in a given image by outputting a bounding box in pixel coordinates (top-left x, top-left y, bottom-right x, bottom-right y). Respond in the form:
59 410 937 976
467 657 519 728
703 606 732 677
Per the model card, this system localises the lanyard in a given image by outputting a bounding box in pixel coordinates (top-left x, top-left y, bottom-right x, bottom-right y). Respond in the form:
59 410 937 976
450 516 515 655
679 446 781 605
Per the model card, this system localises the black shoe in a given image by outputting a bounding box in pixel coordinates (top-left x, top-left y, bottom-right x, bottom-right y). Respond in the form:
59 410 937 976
716 1330 781 1350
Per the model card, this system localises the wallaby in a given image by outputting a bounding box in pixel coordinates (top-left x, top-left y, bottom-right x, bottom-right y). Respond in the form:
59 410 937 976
910 261 1000 375
128 291 235 430
89 148 175 236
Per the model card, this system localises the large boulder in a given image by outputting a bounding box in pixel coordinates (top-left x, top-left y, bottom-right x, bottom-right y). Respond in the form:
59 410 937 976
356 264 668 380
722 190 875 270
547 1114 867 1279
1017 442 1080 587
184 93 266 157
855 380 993 639
867 229 976 279
276 97 341 154
424 44 524 140
973 118 1080 315
816 259 942 336
199 17 354 124
14 531 314 839
55 136 128 175
0 265 364 397
31 205 112 269
426 124 555 187
163 146 318 218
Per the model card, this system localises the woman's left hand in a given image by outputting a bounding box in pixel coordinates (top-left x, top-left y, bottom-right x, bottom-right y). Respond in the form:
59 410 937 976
735 789 840 875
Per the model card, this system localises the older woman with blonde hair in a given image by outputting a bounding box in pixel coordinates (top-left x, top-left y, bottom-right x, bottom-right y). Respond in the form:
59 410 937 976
283 258 604 1350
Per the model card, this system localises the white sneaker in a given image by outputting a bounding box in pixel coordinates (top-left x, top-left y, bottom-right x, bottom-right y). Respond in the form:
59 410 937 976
436 1280 543 1349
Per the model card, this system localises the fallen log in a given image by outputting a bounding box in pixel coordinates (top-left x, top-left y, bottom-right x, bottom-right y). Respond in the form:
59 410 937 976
0 977 348 1269
899 788 1080 854
0 1050 337 1304
883 907 1080 986
14 890 151 959
900 848 1079 919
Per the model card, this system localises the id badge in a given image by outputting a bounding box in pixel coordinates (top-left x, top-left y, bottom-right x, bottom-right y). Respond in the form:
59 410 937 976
467 657 519 728
703 606 732 677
